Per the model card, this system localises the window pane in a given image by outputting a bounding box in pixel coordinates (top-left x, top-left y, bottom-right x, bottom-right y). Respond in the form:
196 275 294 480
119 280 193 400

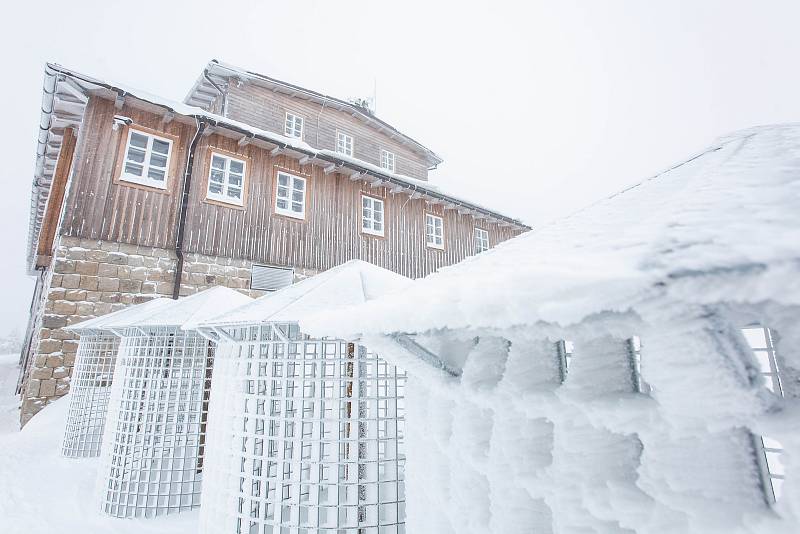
147 167 165 181
362 219 370 228
210 170 225 184
127 148 146 164
229 174 243 187
374 201 383 213
212 155 226 170
130 132 148 149
293 178 305 191
374 222 382 231
124 162 143 176
374 211 382 222
277 187 289 198
209 183 223 194
292 191 303 202
278 174 289 186
292 202 302 212
149 153 168 169
363 208 371 218
230 160 244 174
277 199 288 209
152 139 170 155
362 197 370 208
227 188 242 199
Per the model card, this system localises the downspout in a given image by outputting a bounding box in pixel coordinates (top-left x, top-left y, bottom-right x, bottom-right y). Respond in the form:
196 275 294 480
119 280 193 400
172 118 206 299
203 69 227 117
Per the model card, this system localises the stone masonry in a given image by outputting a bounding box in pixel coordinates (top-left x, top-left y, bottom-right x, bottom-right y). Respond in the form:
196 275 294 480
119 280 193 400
20 235 318 425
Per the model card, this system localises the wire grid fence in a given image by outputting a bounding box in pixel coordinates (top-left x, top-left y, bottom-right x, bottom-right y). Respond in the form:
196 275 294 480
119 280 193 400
62 331 120 458
199 322 407 534
100 326 214 518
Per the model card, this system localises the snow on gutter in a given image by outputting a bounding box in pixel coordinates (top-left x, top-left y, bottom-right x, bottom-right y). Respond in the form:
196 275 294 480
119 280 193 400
28 64 529 273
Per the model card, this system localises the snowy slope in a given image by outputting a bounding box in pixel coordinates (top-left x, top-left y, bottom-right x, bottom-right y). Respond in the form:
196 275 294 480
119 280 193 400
302 124 800 338
0 353 197 534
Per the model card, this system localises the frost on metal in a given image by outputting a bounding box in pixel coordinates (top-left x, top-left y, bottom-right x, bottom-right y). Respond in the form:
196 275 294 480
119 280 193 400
62 332 118 458
195 261 412 534
301 125 800 533
61 298 171 458
98 288 251 518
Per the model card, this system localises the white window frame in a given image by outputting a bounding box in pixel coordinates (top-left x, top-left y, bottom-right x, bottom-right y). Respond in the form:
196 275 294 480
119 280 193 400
361 195 385 237
425 213 444 249
474 227 489 254
274 171 307 220
380 149 396 173
284 112 304 139
206 151 246 206
120 127 173 189
336 131 354 157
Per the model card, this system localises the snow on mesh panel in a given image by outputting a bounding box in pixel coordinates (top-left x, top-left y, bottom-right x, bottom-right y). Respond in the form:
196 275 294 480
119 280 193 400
62 332 119 458
100 326 212 518
199 323 406 534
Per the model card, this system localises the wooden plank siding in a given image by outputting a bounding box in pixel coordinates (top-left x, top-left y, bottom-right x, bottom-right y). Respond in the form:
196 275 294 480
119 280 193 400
224 84 431 181
60 96 523 280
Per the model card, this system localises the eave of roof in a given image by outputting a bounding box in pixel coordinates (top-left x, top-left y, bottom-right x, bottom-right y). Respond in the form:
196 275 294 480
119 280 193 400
27 63 529 274
184 59 444 167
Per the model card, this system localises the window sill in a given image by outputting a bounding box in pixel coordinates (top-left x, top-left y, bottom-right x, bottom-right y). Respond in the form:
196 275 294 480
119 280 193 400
426 243 445 251
118 174 169 193
362 229 385 239
204 196 246 210
274 209 306 221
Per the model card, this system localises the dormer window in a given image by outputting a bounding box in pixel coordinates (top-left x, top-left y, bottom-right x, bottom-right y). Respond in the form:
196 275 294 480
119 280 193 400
284 113 303 139
380 150 395 173
336 132 354 157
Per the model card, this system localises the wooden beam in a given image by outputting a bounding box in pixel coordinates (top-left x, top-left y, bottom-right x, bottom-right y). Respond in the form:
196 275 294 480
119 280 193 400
237 135 251 147
161 111 175 126
202 126 215 137
114 93 125 110
36 128 77 267
298 155 312 165
270 146 284 156
389 186 406 194
323 164 337 175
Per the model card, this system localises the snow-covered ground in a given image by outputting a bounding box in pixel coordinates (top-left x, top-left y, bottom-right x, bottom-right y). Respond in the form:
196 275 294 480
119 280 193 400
0 353 197 534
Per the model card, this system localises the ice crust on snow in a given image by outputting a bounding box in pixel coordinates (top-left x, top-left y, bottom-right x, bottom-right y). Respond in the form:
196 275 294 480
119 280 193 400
300 124 800 534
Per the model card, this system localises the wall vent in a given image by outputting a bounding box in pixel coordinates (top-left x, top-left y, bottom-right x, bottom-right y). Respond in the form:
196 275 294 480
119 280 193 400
250 264 294 291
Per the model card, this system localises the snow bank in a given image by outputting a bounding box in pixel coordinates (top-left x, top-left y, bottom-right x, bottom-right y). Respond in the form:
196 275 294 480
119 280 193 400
0 353 197 534
301 124 800 533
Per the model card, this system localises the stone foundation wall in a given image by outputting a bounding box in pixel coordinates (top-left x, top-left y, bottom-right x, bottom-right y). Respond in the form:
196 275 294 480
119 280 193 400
20 236 317 425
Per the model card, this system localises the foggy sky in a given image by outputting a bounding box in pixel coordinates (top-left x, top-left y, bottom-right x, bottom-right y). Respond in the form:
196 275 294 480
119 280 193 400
1 0 799 333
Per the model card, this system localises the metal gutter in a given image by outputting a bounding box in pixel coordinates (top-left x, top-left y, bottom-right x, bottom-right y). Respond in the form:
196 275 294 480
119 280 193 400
173 119 207 299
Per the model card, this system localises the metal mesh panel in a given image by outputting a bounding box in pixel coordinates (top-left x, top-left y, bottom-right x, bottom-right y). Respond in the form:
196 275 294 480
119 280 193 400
62 332 120 458
200 323 406 534
100 326 213 518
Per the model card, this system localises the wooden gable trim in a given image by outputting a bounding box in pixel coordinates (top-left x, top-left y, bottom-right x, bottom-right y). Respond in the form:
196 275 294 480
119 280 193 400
36 127 77 267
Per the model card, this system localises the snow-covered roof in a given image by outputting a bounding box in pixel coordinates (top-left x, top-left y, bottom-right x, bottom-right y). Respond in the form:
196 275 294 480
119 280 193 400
27 63 527 274
196 260 411 329
184 59 443 167
106 287 251 330
302 124 800 338
64 297 172 334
